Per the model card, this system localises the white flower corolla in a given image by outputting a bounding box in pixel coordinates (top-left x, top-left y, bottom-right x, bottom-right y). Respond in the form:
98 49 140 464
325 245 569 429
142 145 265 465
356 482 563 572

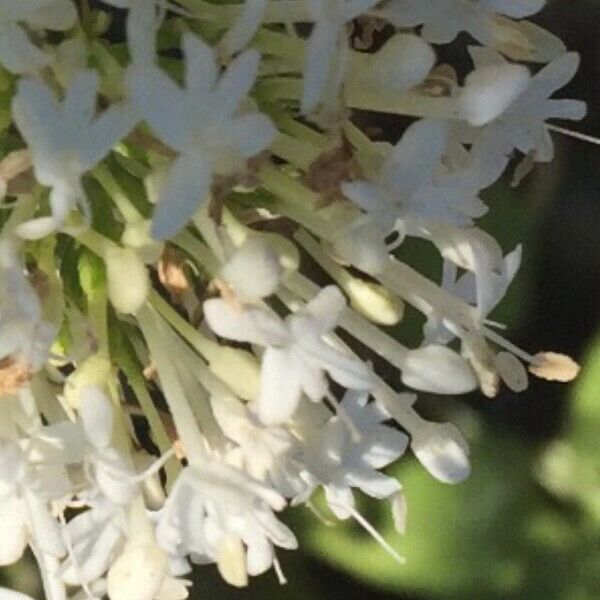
342 119 489 234
424 244 522 345
0 435 69 566
465 49 586 169
0 0 77 74
75 386 139 506
211 396 308 498
379 0 563 62
60 495 129 587
301 0 380 113
220 237 282 302
0 240 56 375
12 71 136 239
297 390 408 519
204 286 374 426
128 33 277 240
155 461 297 586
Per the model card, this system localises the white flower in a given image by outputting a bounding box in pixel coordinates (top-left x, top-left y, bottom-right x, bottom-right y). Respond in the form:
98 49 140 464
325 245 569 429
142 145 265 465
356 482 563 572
0 435 70 566
204 286 374 425
379 0 563 62
12 71 136 239
211 396 308 498
60 494 128 587
297 390 408 519
0 0 77 74
155 460 297 586
220 237 282 302
342 119 489 234
424 244 522 345
302 0 380 113
465 50 586 170
128 33 277 240
75 386 139 506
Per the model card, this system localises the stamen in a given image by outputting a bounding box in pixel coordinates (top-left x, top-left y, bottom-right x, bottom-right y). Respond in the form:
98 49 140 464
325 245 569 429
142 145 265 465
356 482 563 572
327 501 405 565
547 124 600 146
272 555 288 585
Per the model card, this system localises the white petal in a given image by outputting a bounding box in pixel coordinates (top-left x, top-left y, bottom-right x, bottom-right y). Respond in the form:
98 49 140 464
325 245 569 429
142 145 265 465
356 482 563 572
213 49 261 117
79 386 114 449
324 485 354 519
301 21 338 113
228 113 277 158
127 66 187 150
151 153 211 240
25 0 78 30
299 285 346 333
0 24 48 74
257 347 303 425
461 64 530 126
182 33 218 98
219 0 267 56
204 299 288 346
0 495 27 565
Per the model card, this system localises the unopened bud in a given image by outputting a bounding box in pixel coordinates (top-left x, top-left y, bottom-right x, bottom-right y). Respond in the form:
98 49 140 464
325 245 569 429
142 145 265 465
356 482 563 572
64 354 112 409
106 246 149 314
402 345 478 394
411 421 470 484
209 346 260 401
345 278 403 326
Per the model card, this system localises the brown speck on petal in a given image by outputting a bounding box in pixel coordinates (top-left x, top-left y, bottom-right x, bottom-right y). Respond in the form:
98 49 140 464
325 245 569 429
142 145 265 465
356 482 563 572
305 140 360 205
529 352 580 383
0 357 33 397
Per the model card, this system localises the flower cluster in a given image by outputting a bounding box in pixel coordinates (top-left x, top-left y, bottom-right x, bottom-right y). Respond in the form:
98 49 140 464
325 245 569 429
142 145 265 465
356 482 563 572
0 1 585 599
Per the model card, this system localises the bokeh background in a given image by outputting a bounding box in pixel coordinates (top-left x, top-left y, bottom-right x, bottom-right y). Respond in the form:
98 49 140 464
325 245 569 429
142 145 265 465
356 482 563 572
3 0 600 598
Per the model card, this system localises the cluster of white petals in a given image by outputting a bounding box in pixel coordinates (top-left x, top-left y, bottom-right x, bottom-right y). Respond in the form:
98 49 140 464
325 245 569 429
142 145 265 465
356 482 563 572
0 0 586 598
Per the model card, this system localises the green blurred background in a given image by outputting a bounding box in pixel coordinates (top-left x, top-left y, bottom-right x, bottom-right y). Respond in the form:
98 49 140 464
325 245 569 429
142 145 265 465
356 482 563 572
3 0 600 598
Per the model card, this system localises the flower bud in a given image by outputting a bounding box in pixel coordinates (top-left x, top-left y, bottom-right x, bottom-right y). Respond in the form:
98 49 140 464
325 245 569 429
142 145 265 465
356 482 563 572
108 542 168 600
105 246 149 314
411 422 470 484
345 278 403 326
364 34 435 92
64 354 112 409
402 345 478 394
209 346 260 401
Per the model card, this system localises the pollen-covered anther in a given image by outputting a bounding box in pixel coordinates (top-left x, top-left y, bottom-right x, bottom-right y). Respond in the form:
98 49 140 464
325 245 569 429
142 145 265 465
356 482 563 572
158 247 190 301
0 356 33 396
528 352 581 383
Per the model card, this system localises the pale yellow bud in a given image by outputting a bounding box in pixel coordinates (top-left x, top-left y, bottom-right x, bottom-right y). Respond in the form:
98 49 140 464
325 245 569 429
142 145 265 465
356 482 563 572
345 278 404 326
